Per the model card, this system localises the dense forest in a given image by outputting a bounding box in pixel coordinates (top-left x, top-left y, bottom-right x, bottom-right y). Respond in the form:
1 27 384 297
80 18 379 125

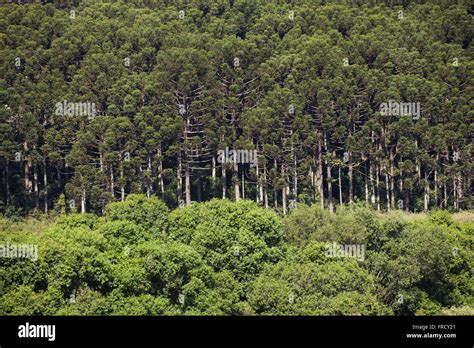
0 0 472 216
0 0 473 317
0 197 473 315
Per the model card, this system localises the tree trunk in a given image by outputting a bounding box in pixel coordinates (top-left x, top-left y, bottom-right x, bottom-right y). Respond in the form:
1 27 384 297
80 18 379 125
177 153 182 204
5 161 10 205
256 158 264 203
423 170 430 212
282 164 287 215
293 152 297 201
256 157 261 203
240 170 244 199
369 160 376 205
348 151 353 204
376 163 380 211
274 159 278 209
405 186 410 212
264 163 268 208
390 150 395 209
233 147 240 201
445 147 450 208
338 166 343 207
185 162 191 206
43 156 48 214
24 141 32 193
327 156 334 213
184 119 191 207
456 172 462 211
120 166 125 202
364 158 369 204
453 176 458 210
34 164 39 210
159 147 164 198
443 180 447 209
212 155 216 180
434 153 438 208
146 154 152 199
110 164 115 196
81 187 86 213
317 137 324 209
222 161 227 199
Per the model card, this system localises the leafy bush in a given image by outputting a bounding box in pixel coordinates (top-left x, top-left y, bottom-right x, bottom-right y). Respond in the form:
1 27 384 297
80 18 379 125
104 194 169 237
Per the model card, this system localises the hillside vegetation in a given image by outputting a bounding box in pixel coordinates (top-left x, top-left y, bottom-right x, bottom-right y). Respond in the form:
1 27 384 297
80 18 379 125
0 0 472 216
0 196 472 315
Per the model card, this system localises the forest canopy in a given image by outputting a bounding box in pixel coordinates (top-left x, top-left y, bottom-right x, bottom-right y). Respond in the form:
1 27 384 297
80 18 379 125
0 196 473 315
0 0 472 215
0 0 472 317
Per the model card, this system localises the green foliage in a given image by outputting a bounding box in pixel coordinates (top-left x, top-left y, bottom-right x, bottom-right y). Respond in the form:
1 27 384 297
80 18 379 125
0 0 471 217
284 204 380 246
0 199 472 315
248 260 391 315
0 285 64 316
430 210 454 226
170 200 284 286
104 194 169 237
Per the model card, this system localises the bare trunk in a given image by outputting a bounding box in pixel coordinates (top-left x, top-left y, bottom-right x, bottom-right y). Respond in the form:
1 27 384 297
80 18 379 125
146 154 152 199
317 137 324 209
369 160 376 205
405 186 410 212
282 164 287 215
222 162 227 199
241 170 245 200
257 158 262 203
456 172 462 211
376 163 380 211
24 141 32 193
264 164 268 208
185 163 191 206
453 176 458 210
273 159 278 209
443 180 447 209
184 119 191 207
416 139 421 180
43 157 48 214
233 148 240 201
212 156 216 180
327 162 333 213
293 158 297 201
364 158 369 204
348 151 353 204
5 161 10 205
338 166 343 207
177 153 182 204
110 164 115 196
443 148 449 208
81 187 86 213
120 166 125 202
434 153 438 208
390 150 395 209
34 165 39 210
424 170 430 212
158 148 164 197
99 150 104 171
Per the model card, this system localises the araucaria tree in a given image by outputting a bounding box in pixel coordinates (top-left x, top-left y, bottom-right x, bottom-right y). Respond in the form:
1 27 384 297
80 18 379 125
0 0 472 215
